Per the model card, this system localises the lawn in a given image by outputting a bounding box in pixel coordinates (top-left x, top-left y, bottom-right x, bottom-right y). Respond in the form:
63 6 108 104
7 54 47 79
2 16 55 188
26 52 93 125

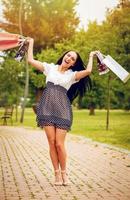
71 109 130 151
0 108 130 151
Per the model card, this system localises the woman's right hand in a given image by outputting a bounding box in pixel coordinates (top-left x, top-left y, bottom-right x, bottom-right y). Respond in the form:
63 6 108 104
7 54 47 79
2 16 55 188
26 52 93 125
26 37 34 43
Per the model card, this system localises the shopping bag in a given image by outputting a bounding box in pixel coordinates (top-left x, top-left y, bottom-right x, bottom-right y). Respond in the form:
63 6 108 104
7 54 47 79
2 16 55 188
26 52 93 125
14 39 28 62
102 55 130 83
96 52 109 75
0 32 28 62
0 32 20 50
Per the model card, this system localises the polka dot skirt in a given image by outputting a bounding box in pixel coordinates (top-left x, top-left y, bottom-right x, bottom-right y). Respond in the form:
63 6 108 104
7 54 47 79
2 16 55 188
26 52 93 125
36 82 73 131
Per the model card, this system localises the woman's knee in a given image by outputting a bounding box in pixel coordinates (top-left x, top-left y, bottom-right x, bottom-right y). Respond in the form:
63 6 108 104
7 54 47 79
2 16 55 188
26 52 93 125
44 126 56 148
48 139 56 148
55 128 67 152
56 142 64 151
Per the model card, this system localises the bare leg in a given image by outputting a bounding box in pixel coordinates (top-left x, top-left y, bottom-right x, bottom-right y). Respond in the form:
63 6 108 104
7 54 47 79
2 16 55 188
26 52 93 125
44 126 62 185
44 126 59 170
55 128 67 170
55 128 69 185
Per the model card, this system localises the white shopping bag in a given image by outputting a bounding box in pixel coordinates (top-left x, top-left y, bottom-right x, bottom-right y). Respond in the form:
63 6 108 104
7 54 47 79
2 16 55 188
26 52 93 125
102 55 130 83
96 52 110 75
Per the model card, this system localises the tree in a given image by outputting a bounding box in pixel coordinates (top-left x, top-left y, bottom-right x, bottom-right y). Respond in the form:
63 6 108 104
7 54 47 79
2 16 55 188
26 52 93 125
105 0 130 110
1 0 80 115
0 56 25 121
1 0 79 50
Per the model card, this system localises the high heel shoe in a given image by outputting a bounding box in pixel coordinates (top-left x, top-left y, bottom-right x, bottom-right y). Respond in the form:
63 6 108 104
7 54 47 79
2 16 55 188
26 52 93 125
61 170 70 186
54 169 63 186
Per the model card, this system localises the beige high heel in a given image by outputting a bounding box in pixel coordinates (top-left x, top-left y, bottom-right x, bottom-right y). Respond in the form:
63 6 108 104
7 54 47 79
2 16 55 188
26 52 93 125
54 169 63 186
61 170 70 186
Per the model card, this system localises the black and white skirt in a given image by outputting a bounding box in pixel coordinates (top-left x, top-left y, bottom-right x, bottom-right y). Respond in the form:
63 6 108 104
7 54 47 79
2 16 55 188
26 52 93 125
36 82 72 131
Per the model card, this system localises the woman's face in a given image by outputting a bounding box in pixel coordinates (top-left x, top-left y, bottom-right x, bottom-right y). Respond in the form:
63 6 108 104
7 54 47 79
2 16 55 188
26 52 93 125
61 51 77 68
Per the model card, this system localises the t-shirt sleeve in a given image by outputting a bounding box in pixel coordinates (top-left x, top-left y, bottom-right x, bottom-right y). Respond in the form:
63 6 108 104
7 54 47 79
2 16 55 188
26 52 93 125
43 62 52 76
70 71 79 85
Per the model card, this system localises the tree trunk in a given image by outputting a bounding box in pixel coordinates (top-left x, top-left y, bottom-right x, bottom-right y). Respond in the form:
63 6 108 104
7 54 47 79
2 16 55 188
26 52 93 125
32 88 43 114
89 107 95 115
77 96 82 109
106 74 111 130
20 57 29 123
15 101 18 122
19 0 30 123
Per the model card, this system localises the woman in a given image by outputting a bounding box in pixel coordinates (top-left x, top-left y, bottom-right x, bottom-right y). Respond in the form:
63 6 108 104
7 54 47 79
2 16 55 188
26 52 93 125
27 37 98 186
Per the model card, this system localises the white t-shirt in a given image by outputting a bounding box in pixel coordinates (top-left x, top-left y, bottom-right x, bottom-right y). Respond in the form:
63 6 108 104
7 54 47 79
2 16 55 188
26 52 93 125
43 62 79 90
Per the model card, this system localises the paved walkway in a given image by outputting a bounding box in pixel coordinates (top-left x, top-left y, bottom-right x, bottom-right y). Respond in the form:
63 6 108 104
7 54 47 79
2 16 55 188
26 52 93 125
0 126 130 200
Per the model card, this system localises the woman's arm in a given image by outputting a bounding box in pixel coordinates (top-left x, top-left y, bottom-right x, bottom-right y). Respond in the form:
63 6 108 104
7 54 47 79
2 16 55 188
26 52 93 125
27 38 44 72
75 51 98 81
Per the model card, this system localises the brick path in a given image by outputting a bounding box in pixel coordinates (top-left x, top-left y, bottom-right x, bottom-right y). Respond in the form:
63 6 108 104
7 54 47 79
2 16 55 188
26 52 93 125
0 126 130 200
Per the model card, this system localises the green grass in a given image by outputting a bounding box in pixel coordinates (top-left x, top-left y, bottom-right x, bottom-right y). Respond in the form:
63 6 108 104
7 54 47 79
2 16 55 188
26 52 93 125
71 109 130 151
0 108 130 151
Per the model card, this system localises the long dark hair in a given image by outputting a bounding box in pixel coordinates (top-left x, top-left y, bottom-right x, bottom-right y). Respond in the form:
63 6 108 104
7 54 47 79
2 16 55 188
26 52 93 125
56 51 92 103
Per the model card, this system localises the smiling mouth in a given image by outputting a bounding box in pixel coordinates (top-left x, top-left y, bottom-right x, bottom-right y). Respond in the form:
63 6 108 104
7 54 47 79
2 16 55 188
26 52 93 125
64 59 69 64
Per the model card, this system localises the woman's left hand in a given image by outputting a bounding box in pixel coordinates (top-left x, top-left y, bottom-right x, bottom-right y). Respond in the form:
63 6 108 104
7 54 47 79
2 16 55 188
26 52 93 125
89 50 100 57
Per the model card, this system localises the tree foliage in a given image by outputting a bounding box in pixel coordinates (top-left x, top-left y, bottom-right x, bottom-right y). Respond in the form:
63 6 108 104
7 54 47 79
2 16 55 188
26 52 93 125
0 0 130 110
0 56 25 106
1 0 79 50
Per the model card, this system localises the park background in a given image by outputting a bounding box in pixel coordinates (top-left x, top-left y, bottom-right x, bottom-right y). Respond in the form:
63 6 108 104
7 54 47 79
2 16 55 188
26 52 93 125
0 0 130 150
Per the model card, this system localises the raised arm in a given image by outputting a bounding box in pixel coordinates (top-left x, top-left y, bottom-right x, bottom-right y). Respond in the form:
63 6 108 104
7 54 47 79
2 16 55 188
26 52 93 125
75 51 98 81
27 38 44 72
